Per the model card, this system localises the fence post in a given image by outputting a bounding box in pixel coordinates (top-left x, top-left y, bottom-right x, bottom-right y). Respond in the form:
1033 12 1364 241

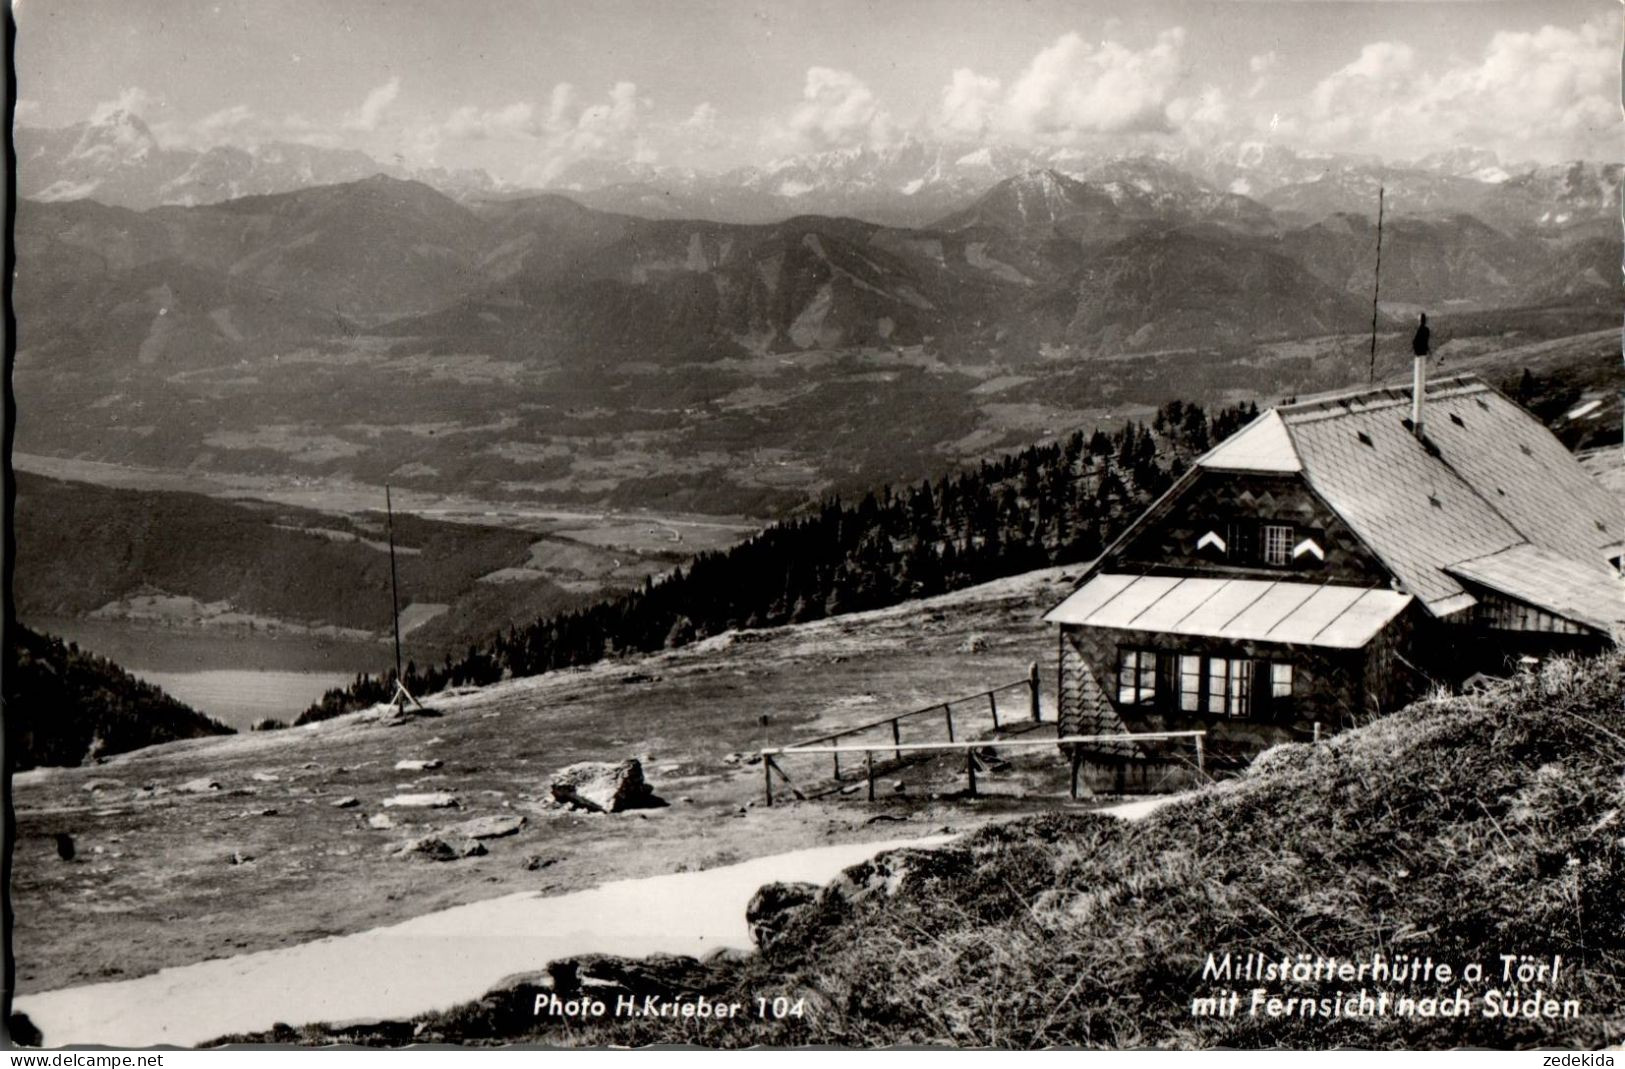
832 752 841 782
891 718 901 762
866 750 875 802
1195 735 1206 780
764 754 773 807
965 748 977 796
1313 721 1322 743
1029 661 1041 723
1069 746 1082 800
988 690 1000 731
944 704 955 743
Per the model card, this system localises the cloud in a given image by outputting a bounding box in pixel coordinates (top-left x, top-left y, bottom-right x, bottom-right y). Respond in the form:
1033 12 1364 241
89 87 156 123
681 101 718 131
785 66 893 150
443 101 539 141
1165 86 1230 137
345 76 401 131
1004 28 1188 140
935 68 1002 138
677 101 725 150
1247 51 1279 98
1298 20 1618 160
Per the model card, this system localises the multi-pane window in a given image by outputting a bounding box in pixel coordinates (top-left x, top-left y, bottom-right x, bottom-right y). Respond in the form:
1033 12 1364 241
1178 655 1202 712
1475 594 1585 634
1121 650 1294 720
1262 524 1294 566
1117 648 1158 706
1270 662 1294 700
1206 657 1252 717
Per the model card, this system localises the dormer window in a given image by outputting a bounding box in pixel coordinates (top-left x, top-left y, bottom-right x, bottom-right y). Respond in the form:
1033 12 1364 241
1262 524 1294 566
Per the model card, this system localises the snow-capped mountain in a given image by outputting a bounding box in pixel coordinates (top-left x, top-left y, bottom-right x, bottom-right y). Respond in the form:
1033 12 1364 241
15 110 502 208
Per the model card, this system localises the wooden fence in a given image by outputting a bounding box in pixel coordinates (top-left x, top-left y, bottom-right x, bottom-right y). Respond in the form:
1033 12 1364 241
754 665 1039 804
760 730 1207 805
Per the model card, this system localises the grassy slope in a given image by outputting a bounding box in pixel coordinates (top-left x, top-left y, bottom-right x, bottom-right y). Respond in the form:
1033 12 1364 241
9 567 1077 995
261 649 1624 1049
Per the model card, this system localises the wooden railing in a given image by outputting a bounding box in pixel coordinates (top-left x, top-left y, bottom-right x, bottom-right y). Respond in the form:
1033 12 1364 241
767 664 1042 787
760 728 1207 805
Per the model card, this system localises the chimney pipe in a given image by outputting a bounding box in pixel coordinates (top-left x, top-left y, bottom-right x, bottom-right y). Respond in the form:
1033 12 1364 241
1410 311 1430 439
1412 354 1426 438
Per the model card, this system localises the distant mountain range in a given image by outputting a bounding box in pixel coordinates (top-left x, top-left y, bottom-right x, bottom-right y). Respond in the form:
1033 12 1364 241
14 109 500 209
18 111 1620 236
12 135 1619 516
17 163 1610 375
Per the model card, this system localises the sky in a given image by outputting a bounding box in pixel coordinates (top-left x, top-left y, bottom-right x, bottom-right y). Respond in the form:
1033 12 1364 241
13 0 1622 183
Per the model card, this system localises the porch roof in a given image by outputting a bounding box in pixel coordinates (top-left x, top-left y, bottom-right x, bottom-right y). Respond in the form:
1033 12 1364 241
1043 573 1413 649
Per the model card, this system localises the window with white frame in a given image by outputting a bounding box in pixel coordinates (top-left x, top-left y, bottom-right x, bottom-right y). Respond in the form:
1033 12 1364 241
1205 656 1253 717
1270 662 1294 703
1117 648 1158 706
1178 654 1202 712
1262 524 1295 566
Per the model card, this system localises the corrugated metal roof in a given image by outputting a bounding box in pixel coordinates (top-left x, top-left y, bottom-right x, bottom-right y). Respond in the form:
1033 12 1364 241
1447 544 1625 636
1044 574 1412 649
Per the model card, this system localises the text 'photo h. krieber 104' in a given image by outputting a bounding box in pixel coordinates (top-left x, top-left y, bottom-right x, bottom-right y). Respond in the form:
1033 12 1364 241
5 0 1623 1053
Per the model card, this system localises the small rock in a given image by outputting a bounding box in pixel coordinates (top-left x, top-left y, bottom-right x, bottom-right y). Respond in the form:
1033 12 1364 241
446 814 526 840
367 813 395 830
892 780 906 794
678 796 695 805
81 778 125 792
229 851 254 865
177 777 221 794
425 737 445 746
384 792 458 808
397 836 486 862
394 759 443 772
522 855 560 871
251 772 280 783
54 833 75 861
331 797 361 809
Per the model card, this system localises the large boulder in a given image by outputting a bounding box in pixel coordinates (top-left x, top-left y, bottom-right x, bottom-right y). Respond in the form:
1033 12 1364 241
549 759 664 813
745 881 820 949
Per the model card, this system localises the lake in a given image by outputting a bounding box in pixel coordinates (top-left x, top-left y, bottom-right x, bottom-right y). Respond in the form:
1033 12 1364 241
28 618 390 732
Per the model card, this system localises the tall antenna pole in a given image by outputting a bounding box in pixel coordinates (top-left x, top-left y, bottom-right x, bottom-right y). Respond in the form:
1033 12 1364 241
1367 184 1385 383
385 483 403 684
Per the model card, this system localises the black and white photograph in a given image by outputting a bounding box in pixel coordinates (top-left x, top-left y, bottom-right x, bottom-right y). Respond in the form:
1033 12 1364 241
4 0 1622 1052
